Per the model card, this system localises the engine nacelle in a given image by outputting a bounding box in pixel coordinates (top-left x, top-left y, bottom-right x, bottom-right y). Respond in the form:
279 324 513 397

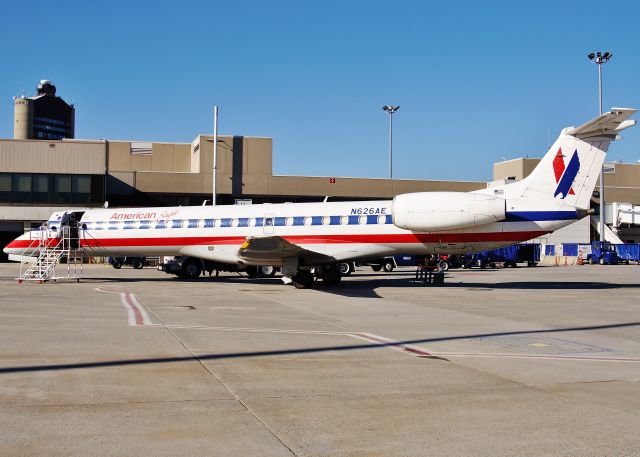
392 192 505 232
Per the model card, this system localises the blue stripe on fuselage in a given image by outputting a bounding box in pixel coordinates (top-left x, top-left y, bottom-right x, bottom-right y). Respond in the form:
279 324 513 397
505 211 578 222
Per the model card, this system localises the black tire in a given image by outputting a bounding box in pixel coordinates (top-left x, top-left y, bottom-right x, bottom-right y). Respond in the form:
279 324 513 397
258 265 276 277
322 265 342 286
371 265 382 272
383 262 394 272
246 266 259 278
588 257 595 265
599 257 605 265
112 261 122 269
438 260 449 272
293 270 314 289
132 258 143 269
338 263 352 275
181 259 203 279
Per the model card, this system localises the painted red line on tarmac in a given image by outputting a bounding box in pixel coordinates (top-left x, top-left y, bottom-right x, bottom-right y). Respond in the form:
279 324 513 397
78 231 548 249
401 346 436 357
125 292 144 326
352 332 438 359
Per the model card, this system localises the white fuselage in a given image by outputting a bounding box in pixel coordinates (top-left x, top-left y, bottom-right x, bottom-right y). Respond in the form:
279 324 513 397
4 199 577 266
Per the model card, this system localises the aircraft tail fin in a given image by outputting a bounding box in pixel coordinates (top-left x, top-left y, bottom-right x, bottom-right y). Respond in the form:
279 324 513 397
517 108 636 209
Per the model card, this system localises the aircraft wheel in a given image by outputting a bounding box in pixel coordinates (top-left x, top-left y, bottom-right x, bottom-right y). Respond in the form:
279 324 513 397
246 266 259 278
371 265 382 272
258 265 277 277
112 261 122 269
293 270 314 289
321 264 342 286
132 258 143 269
338 263 352 276
383 262 394 272
181 259 203 279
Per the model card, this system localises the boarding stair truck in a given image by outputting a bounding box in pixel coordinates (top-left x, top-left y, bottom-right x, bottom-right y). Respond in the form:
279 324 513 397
587 241 618 265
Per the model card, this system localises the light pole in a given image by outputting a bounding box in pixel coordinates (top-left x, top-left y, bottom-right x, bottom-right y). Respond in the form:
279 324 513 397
587 51 612 242
382 105 399 178
212 105 219 206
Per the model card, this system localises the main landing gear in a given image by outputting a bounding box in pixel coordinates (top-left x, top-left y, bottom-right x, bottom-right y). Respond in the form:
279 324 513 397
284 263 343 289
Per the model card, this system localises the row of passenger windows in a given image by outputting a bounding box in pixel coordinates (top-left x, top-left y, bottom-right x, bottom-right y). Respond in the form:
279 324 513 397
84 215 393 230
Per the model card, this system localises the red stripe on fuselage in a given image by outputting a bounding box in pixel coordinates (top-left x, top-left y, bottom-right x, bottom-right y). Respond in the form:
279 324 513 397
78 231 547 248
4 238 58 249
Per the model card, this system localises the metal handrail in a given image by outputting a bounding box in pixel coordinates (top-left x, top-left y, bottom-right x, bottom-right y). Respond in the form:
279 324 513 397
17 225 85 283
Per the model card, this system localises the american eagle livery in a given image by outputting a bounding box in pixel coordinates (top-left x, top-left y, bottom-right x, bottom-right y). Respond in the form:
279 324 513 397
4 108 636 287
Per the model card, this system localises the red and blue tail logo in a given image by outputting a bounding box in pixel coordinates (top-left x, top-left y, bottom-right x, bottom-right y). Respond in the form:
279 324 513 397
553 148 580 199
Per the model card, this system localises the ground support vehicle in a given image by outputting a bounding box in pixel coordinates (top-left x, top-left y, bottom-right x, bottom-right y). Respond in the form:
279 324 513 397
108 256 146 269
362 255 449 272
159 256 278 279
586 241 618 265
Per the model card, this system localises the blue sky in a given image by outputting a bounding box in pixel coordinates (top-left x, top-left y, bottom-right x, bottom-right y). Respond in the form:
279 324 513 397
2 0 639 181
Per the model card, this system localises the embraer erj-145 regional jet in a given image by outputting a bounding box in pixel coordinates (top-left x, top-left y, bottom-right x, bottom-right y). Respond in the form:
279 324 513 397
4 108 637 287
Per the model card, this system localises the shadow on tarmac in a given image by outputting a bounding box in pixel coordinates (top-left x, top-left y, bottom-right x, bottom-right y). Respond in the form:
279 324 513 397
61 271 640 300
1 321 638 375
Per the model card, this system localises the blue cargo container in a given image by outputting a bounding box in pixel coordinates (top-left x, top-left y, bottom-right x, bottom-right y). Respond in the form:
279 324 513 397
614 244 640 264
461 244 540 268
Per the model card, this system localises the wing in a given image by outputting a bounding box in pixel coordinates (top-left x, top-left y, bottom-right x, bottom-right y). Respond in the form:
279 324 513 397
237 236 334 265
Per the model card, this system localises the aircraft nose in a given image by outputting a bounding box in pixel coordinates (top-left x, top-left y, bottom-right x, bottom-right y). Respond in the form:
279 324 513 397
3 236 26 255
3 239 18 255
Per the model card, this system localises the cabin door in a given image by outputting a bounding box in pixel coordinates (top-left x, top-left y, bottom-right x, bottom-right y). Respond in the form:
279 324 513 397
263 213 275 235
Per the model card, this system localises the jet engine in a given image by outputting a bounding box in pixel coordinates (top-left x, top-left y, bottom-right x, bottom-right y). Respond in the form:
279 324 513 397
392 192 505 232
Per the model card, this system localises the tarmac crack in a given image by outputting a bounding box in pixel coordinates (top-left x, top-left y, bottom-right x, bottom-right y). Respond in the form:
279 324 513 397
134 291 300 457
